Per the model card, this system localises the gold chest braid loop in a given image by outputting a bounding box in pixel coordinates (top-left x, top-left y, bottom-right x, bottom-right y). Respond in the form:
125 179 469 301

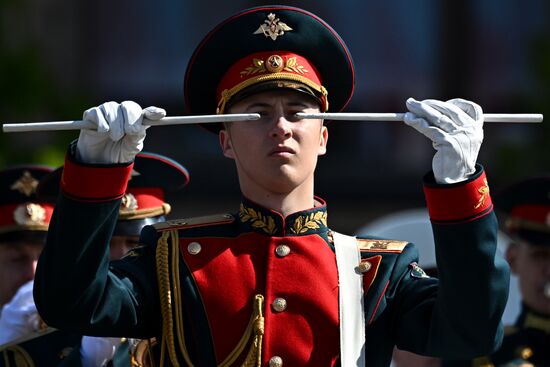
156 230 194 367
219 294 264 367
156 229 265 367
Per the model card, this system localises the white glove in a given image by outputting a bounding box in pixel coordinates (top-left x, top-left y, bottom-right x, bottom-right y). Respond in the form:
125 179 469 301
76 101 166 164
80 336 122 367
0 281 41 345
404 98 484 184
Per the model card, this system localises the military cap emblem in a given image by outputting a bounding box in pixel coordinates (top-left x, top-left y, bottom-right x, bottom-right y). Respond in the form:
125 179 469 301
120 193 139 211
13 203 46 226
10 171 39 196
185 5 355 131
253 13 292 40
266 55 284 73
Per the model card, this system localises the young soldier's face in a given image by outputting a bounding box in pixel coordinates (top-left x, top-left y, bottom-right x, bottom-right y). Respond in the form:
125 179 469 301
507 241 550 315
220 90 328 197
0 241 43 306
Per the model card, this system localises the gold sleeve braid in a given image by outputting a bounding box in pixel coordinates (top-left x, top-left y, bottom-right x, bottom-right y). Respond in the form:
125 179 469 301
156 229 265 367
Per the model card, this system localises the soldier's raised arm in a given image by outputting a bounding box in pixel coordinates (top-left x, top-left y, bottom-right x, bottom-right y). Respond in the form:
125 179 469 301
33 102 167 336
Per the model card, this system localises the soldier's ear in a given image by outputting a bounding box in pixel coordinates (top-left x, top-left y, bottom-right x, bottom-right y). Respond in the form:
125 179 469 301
317 125 328 156
219 129 235 159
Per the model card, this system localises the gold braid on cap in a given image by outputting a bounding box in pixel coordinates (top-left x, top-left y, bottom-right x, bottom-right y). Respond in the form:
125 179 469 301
119 203 171 221
217 72 328 114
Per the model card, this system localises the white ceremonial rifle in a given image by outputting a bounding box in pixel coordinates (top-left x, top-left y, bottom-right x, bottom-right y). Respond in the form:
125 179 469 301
1 112 543 132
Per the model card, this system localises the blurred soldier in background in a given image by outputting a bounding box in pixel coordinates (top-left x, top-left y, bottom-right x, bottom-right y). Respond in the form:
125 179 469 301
0 166 55 341
0 152 189 366
443 175 549 367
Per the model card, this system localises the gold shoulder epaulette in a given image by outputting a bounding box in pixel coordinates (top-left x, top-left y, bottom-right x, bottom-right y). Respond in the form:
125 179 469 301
357 238 409 253
153 213 234 231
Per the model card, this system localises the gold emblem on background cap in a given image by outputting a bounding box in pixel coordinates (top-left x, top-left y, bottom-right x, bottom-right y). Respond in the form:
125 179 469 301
14 203 46 225
253 13 292 41
121 193 139 211
10 171 39 196
266 55 284 73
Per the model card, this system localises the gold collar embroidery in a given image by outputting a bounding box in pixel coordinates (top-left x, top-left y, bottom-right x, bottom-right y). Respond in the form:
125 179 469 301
238 200 328 236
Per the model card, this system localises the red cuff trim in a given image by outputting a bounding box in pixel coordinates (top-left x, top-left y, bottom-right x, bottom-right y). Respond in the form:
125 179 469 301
61 155 133 201
424 170 493 223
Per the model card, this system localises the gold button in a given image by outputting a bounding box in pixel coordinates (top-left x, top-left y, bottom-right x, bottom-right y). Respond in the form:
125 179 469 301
272 297 287 312
358 261 372 273
275 245 290 257
269 356 283 367
187 242 202 255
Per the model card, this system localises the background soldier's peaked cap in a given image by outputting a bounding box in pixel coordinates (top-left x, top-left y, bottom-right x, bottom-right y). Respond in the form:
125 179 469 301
38 152 190 236
184 5 355 132
494 175 550 245
0 165 55 240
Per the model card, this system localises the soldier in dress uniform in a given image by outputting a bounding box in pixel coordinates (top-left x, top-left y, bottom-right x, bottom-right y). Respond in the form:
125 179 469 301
0 153 189 366
444 175 550 367
0 165 83 366
0 166 54 311
33 5 509 367
0 166 55 342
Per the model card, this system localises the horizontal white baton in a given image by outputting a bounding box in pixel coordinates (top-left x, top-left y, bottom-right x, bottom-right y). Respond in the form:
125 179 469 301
295 112 544 123
1 112 543 133
1 114 261 133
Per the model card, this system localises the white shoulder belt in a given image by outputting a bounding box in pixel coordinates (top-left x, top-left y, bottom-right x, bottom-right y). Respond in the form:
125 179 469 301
333 231 366 366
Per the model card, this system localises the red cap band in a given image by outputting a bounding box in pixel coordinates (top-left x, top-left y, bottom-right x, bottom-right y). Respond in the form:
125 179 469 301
216 51 327 113
0 202 54 232
510 204 549 225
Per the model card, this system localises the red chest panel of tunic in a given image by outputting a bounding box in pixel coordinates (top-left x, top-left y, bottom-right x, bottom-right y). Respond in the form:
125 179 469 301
179 232 340 366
